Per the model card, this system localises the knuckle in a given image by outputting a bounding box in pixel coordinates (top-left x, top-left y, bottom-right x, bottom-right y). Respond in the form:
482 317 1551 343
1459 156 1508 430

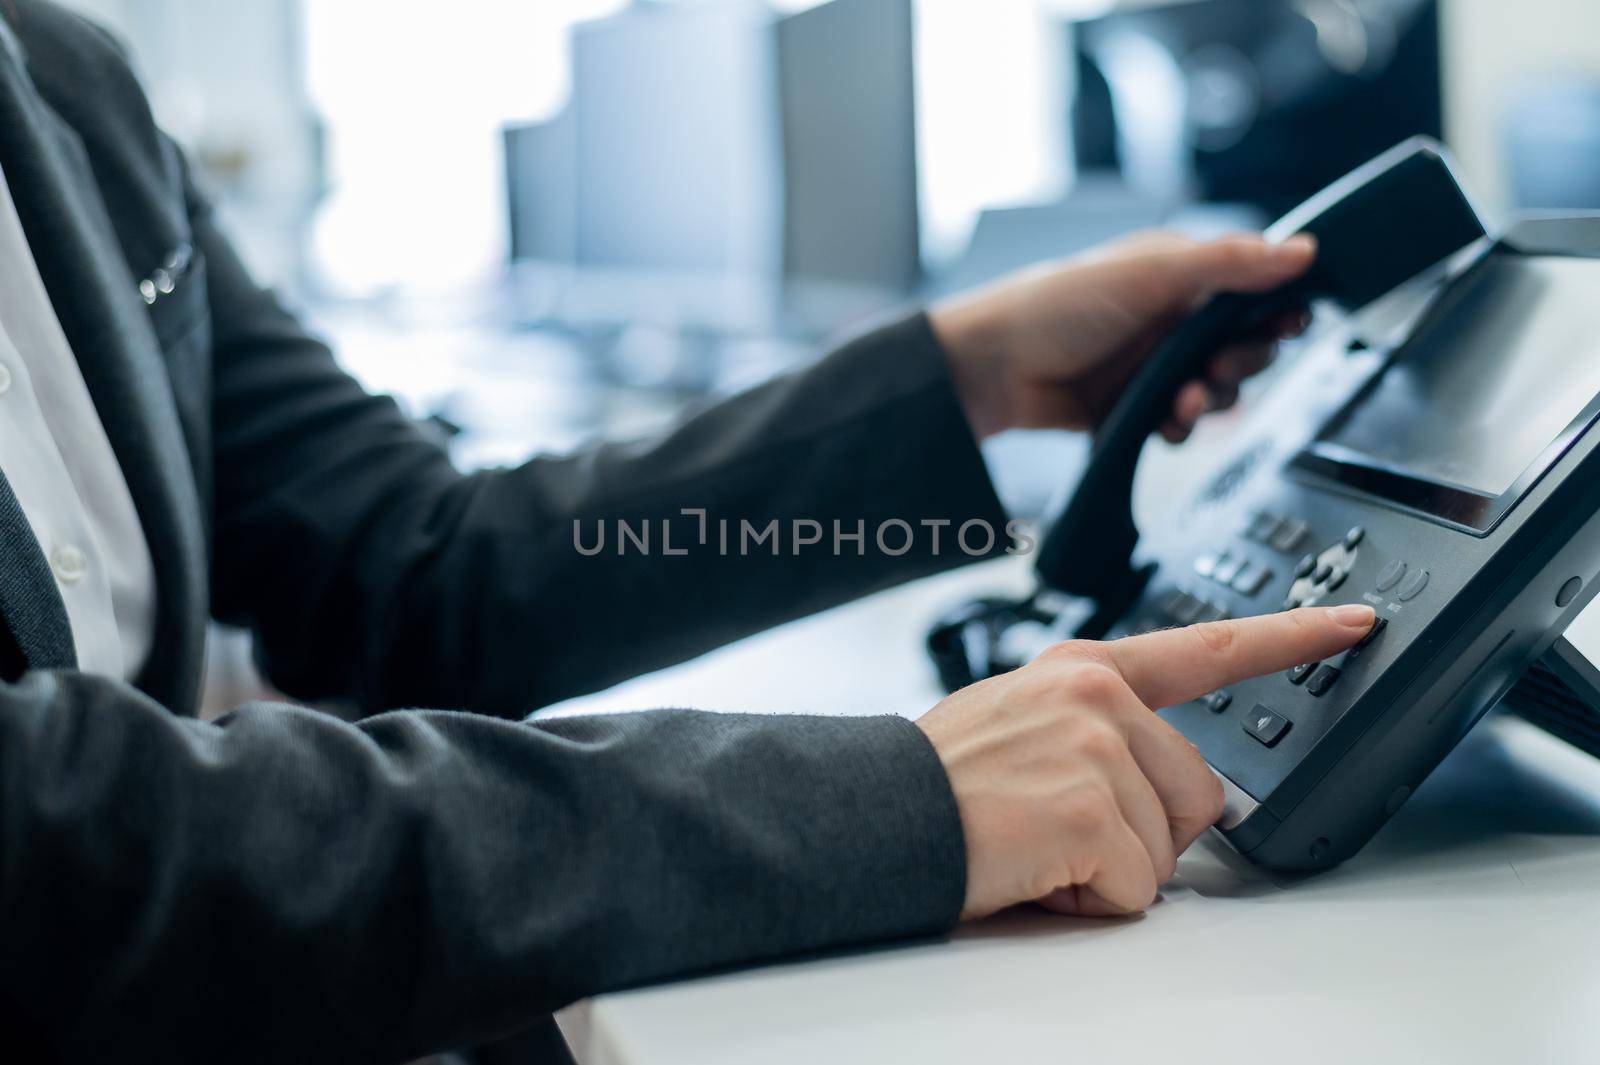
1144 229 1190 255
1012 665 1067 707
1057 784 1116 836
1070 717 1125 762
1061 661 1125 704
1192 619 1240 656
1119 228 1184 253
1218 234 1263 265
1043 638 1100 663
1287 606 1324 637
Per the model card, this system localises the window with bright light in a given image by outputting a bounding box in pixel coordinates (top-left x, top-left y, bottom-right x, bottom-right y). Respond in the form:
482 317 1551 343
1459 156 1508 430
301 0 1068 297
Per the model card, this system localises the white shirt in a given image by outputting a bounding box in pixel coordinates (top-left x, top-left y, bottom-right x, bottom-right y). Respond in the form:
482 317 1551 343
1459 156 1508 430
0 161 157 680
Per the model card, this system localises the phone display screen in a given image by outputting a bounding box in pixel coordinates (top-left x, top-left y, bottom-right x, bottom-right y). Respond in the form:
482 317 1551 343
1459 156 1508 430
1299 253 1600 529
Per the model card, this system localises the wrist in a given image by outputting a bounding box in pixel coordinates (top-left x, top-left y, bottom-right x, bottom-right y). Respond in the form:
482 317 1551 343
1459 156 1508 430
928 292 1013 441
916 711 989 920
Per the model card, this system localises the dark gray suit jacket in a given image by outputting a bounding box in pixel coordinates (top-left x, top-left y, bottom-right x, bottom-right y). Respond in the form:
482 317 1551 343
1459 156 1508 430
0 3 1013 1063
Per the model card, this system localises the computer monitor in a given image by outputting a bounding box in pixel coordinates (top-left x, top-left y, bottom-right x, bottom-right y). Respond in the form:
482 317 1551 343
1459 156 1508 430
504 107 577 265
775 0 920 315
569 2 776 280
509 0 921 340
1068 0 1442 216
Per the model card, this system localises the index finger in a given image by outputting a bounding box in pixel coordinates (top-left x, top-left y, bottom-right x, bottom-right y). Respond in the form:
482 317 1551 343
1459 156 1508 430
1099 605 1377 709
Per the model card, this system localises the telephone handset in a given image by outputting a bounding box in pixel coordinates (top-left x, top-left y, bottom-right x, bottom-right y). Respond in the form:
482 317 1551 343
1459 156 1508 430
931 138 1600 870
1035 138 1486 613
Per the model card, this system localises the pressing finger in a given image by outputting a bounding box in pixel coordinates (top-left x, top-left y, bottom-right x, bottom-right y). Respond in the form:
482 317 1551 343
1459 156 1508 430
1100 605 1378 710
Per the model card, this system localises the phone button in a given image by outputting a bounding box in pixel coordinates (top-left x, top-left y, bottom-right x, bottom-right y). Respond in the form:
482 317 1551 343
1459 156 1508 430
1231 564 1272 596
1342 617 1388 664
1212 555 1246 585
1306 664 1341 697
1286 662 1317 685
1244 705 1291 747
1270 520 1310 553
1374 559 1407 592
1396 569 1430 602
1245 511 1283 542
1163 589 1206 625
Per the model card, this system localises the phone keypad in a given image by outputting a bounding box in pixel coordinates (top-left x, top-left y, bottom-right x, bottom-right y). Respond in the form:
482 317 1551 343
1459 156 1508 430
1306 664 1342 697
1244 705 1292 747
1284 527 1363 608
1230 564 1273 596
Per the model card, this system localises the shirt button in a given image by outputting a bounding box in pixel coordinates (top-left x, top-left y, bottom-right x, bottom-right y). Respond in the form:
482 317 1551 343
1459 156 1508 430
51 543 88 585
0 362 11 395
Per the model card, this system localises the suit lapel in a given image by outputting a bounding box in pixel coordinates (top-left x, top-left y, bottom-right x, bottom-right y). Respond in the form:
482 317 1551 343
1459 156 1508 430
0 48 206 712
0 487 75 671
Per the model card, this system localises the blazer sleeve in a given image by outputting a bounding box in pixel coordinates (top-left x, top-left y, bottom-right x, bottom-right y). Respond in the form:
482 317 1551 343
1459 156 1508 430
196 159 1009 716
0 667 967 1063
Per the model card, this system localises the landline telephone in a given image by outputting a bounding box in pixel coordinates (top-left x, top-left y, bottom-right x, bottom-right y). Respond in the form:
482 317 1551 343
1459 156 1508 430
929 137 1600 871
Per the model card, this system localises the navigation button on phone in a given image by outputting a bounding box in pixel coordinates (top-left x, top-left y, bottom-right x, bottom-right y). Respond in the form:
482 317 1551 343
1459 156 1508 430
1306 664 1341 697
1244 705 1291 747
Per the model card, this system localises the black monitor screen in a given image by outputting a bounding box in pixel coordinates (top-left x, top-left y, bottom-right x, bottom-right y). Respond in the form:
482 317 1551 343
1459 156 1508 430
1301 253 1600 527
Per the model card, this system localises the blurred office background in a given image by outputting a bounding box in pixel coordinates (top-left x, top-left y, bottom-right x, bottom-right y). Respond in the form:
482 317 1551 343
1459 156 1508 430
57 0 1600 450
49 0 1600 704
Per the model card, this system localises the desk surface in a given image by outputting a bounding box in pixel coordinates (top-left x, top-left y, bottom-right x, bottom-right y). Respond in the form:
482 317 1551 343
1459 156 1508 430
551 562 1600 1065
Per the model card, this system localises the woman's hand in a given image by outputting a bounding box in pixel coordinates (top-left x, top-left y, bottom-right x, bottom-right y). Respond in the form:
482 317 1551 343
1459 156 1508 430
918 603 1376 919
930 231 1318 443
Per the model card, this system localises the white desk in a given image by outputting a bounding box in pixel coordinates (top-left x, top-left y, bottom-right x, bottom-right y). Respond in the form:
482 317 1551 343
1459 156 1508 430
548 561 1600 1065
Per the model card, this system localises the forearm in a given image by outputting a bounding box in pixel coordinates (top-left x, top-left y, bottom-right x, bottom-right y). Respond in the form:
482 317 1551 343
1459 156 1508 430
210 244 1010 715
368 313 1011 713
0 672 966 1063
